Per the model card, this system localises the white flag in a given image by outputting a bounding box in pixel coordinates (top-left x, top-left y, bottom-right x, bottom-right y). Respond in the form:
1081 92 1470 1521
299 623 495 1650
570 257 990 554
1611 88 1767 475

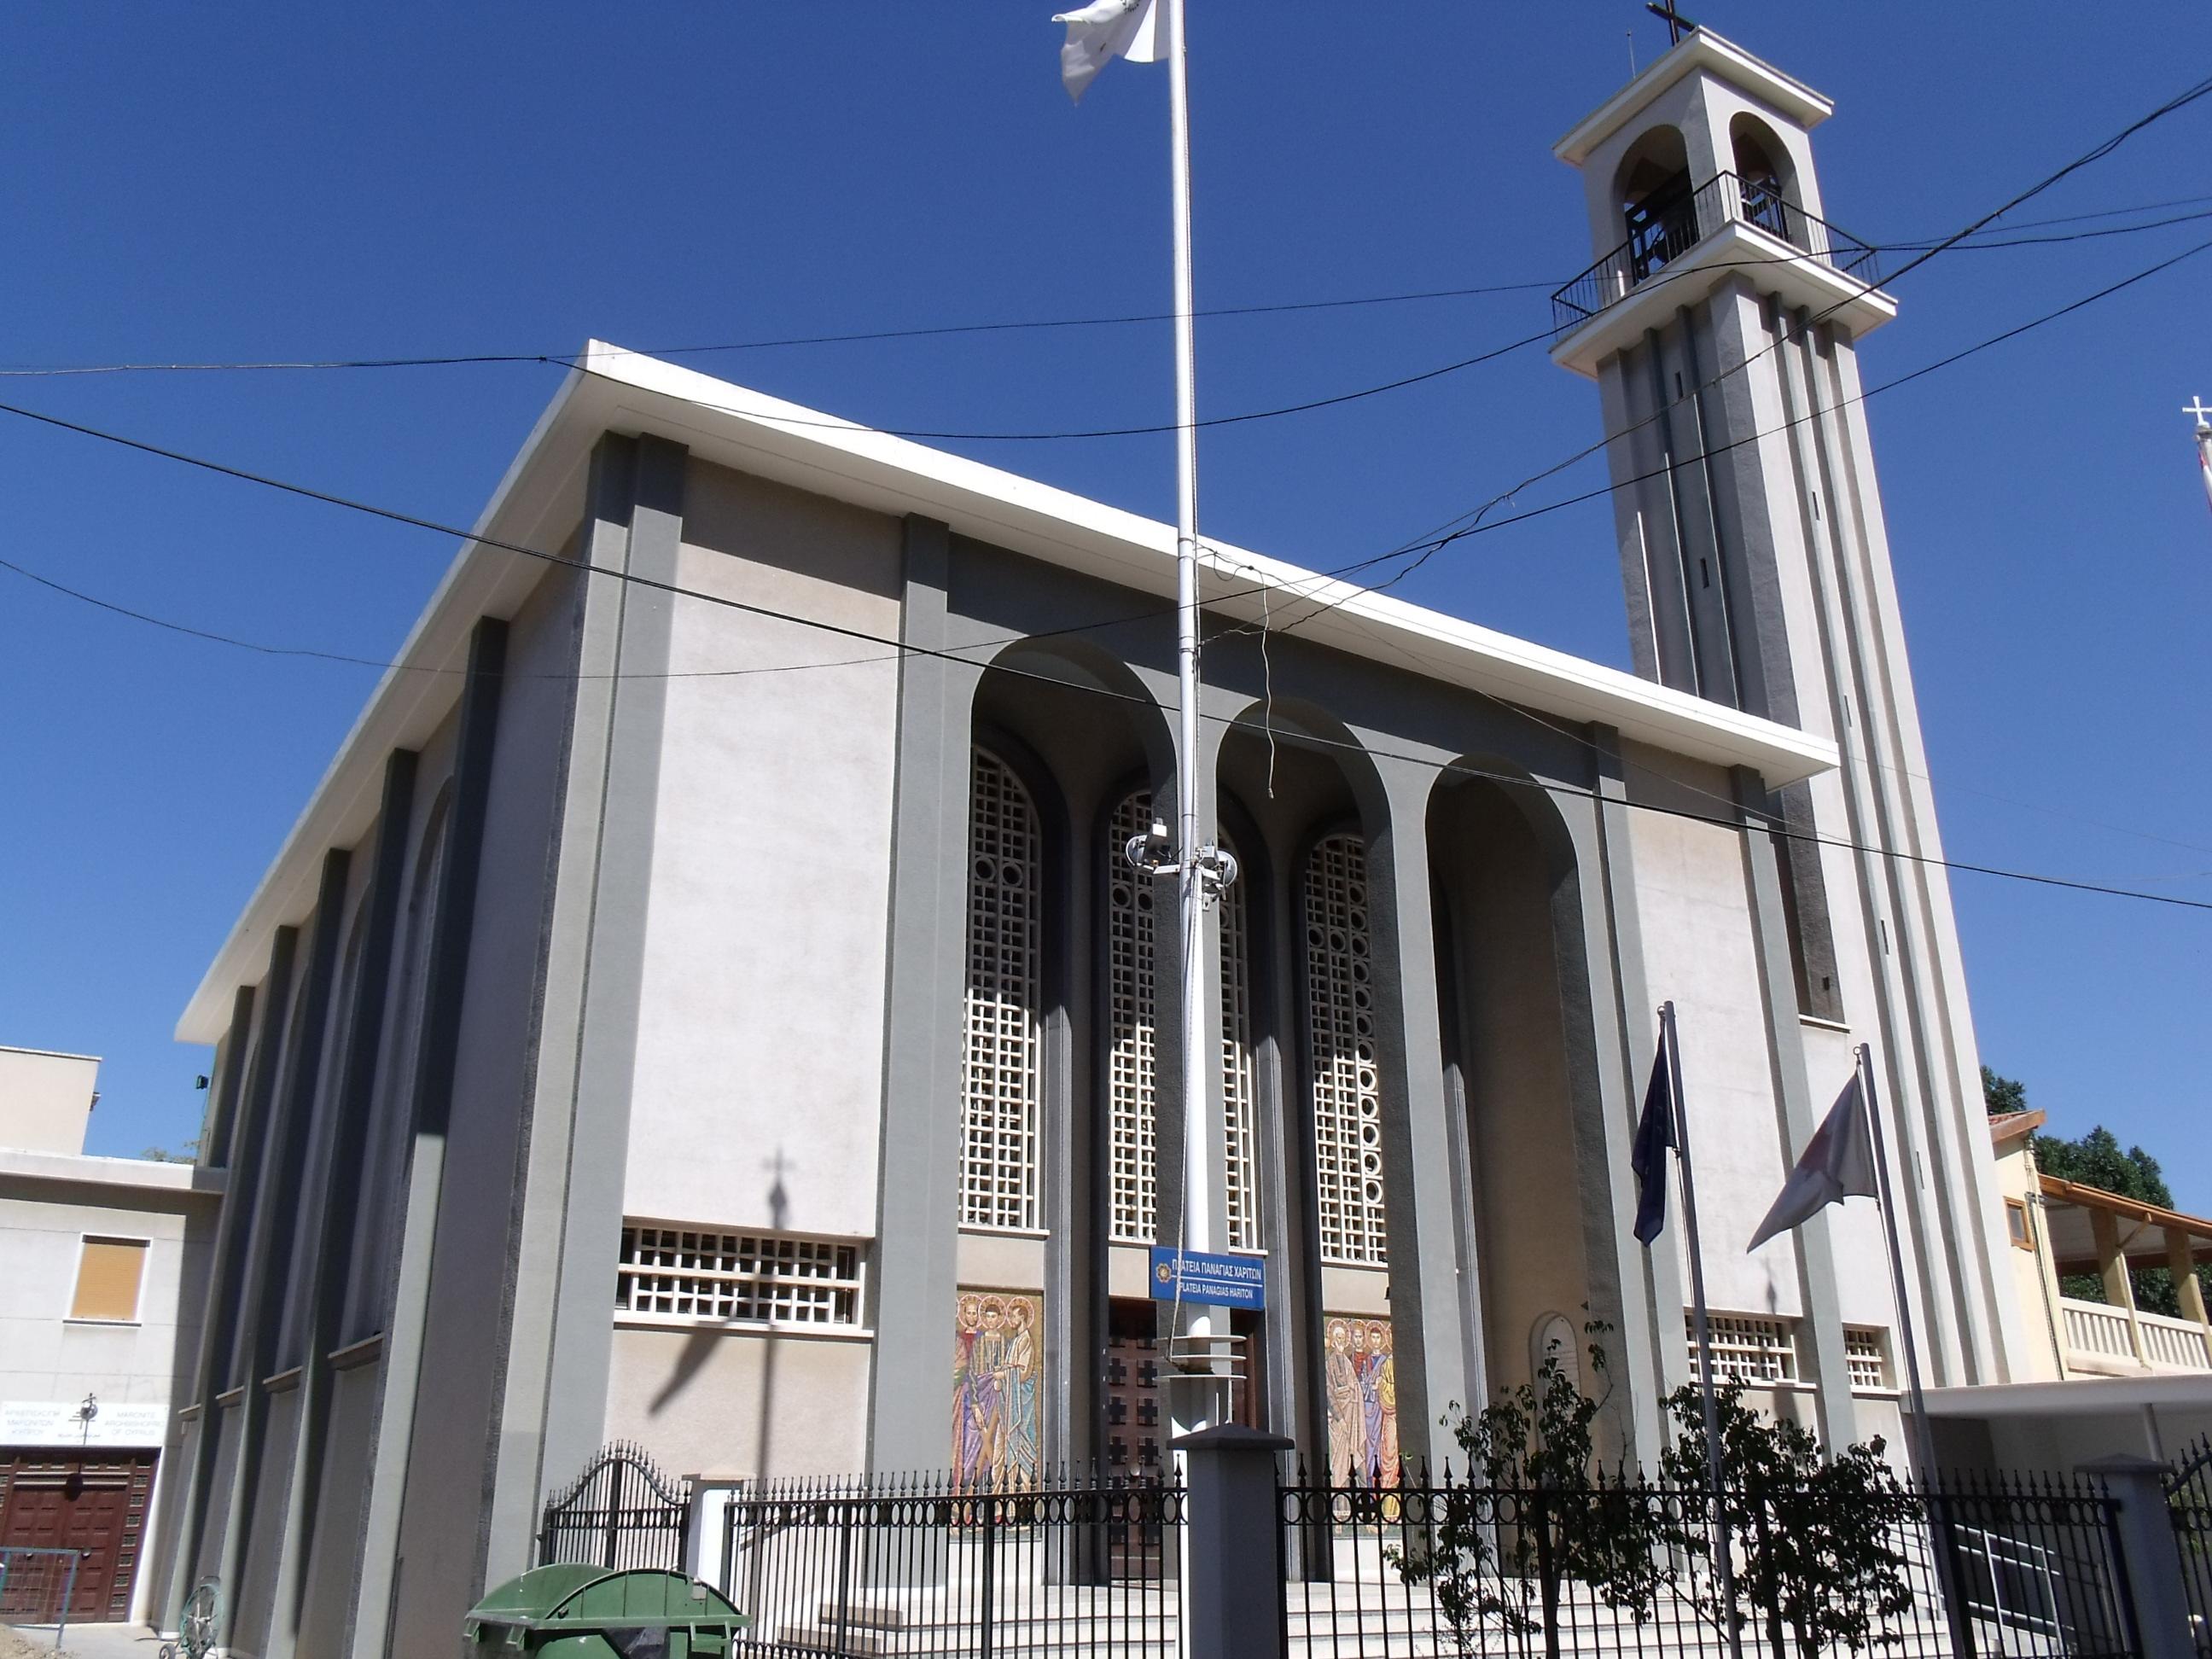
1748 1074 1878 1250
1052 0 1163 102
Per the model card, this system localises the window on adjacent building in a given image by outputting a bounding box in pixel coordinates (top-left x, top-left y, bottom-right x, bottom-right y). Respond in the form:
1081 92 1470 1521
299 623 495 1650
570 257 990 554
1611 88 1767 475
1691 1313 1798 1384
1306 833 1388 1266
615 1224 863 1327
962 748 1042 1231
71 1237 148 1323
2005 1197 2034 1250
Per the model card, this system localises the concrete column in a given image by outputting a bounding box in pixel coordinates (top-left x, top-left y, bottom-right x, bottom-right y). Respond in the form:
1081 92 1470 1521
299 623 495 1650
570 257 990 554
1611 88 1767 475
2166 1230 2209 1337
217 847 352 1651
1367 755 1466 1464
495 432 688 1572
350 615 507 1659
2078 1455 2197 1659
868 516 982 1473
1732 767 1855 1447
265 750 417 1656
2092 1209 2148 1366
1579 731 1677 1464
1175 1425 1293 1659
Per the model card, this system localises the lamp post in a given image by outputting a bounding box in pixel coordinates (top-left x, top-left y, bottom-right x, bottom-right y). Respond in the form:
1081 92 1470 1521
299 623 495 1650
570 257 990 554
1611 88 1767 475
75 1393 98 1450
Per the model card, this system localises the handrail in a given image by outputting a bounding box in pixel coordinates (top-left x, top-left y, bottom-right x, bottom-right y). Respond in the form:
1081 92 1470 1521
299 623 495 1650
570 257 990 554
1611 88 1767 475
1550 170 1888 341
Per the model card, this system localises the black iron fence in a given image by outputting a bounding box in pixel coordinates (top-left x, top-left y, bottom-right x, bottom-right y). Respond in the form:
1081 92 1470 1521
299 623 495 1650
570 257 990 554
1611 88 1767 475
0 1545 83 1644
696 1470 1184 1659
1550 170 1889 341
1281 1464 2136 1659
538 1441 693 1574
2169 1434 2212 1653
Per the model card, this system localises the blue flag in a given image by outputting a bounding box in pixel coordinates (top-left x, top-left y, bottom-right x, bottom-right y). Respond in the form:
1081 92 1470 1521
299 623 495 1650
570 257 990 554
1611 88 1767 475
1631 1032 1675 1245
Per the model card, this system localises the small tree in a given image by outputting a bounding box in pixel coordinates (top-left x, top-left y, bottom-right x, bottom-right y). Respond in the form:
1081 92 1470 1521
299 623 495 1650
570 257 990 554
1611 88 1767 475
1658 1380 1915 1658
1396 1321 1674 1659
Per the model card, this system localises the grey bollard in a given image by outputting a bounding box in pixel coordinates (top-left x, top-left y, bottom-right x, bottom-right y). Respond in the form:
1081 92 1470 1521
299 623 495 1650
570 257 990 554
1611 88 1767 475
1175 1425 1295 1659
2078 1454 2195 1659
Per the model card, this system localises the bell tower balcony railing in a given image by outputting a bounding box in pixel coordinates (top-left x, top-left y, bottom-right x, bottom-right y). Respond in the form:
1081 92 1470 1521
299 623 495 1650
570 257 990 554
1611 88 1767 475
1551 170 1888 341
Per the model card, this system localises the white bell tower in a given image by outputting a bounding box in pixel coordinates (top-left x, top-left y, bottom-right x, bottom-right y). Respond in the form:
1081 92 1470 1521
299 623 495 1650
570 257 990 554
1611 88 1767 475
1551 28 2027 1388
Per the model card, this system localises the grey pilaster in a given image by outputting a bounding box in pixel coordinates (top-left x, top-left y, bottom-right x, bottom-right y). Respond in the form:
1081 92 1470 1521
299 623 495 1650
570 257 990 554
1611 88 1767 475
168 929 294 1624
351 615 507 1659
218 847 352 1650
1570 735 1671 1464
265 750 417 1657
488 433 689 1573
1732 766 1855 1446
1368 755 1465 1464
868 515 981 1473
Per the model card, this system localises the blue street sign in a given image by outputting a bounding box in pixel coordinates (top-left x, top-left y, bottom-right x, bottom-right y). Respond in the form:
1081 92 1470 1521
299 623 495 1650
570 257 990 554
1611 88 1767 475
1147 1247 1265 1311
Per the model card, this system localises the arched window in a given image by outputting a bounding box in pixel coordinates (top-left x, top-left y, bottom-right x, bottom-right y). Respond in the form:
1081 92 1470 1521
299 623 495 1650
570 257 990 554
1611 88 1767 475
1730 114 1797 246
1304 833 1388 1265
1220 836 1260 1252
963 749 1042 1231
1105 789 1260 1249
1106 792 1159 1243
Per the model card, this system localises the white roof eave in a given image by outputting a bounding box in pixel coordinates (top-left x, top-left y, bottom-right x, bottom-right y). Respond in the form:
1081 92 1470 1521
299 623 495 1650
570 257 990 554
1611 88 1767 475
176 343 1838 1041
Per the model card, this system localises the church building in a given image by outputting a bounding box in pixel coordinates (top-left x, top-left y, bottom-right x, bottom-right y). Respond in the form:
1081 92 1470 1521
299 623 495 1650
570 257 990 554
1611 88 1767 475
148 30 2026 1658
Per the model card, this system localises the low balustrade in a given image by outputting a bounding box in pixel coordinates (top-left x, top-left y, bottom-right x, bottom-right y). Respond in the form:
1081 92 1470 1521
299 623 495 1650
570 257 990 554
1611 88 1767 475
2059 1295 2212 1373
1549 170 1887 341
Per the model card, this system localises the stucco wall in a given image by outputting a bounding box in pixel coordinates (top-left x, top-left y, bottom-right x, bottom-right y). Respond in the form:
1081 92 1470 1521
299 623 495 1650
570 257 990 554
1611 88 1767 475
0 1176 211 1411
1622 754 1807 1324
605 1326 870 1479
622 460 903 1242
0 1049 101 1156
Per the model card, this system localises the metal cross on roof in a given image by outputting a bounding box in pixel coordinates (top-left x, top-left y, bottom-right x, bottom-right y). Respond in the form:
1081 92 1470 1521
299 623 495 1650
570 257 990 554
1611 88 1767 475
2187 396 2212 430
1647 0 1698 45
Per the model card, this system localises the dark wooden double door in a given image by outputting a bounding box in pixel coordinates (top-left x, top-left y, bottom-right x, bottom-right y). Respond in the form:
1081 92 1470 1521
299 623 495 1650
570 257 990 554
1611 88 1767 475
0 1448 158 1624
1100 1300 1265 1578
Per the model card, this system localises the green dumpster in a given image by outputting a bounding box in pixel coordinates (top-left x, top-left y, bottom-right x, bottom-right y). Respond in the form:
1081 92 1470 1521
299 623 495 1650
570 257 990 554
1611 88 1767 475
463 1565 747 1657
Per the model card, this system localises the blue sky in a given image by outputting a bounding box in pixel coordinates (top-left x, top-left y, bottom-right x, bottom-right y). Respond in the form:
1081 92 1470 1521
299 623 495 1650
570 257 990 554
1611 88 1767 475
1 3 2207 1205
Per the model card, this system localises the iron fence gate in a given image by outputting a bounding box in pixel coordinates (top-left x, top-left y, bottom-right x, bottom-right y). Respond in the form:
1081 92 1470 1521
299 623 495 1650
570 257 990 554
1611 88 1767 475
538 1441 692 1573
0 1546 83 1644
1279 1464 2137 1659
2170 1433 2212 1654
702 1470 1185 1659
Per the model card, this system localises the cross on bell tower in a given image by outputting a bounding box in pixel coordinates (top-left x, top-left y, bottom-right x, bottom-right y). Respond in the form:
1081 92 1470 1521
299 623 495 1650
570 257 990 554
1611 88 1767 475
1646 0 1697 46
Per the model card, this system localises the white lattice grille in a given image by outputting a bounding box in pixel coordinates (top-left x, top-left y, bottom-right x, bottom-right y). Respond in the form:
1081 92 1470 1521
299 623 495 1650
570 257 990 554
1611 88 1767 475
963 749 1041 1231
1305 834 1388 1265
1845 1327 1890 1391
1107 792 1159 1243
616 1225 862 1325
1690 1313 1799 1384
1105 793 1261 1249
1221 831 1260 1252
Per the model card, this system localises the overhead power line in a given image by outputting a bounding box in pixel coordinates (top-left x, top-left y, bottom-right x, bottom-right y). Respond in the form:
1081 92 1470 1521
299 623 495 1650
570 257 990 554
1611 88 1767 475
0 195 2206 386
7 226 2212 913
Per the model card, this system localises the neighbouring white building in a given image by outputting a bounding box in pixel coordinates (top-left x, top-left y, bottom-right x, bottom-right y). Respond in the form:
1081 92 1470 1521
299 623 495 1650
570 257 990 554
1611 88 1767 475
0 1045 222 1627
154 29 2033 1658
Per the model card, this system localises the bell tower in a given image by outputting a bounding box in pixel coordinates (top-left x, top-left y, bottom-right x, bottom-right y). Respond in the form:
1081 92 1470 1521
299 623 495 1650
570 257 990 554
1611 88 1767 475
1551 30 2026 1389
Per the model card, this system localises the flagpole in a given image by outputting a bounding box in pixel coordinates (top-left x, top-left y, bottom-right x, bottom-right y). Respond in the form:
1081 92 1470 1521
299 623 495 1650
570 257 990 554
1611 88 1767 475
1858 1045 1980 1659
1662 1002 1740 1659
1165 0 1222 1435
1856 1045 1938 1476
